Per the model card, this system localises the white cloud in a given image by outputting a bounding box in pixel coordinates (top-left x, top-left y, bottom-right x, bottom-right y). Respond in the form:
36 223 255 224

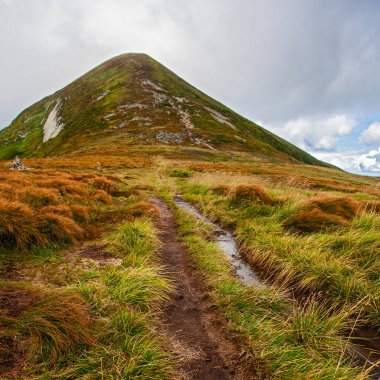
314 148 380 174
1 1 380 129
264 114 357 151
360 122 380 146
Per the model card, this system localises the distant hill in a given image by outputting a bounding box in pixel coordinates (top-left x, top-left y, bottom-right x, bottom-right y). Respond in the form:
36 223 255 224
0 53 331 167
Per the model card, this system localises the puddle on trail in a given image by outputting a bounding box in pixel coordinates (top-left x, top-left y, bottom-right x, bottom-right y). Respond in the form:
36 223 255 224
174 195 263 287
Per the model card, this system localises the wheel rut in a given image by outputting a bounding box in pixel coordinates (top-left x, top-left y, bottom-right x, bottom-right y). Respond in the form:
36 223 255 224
150 197 256 380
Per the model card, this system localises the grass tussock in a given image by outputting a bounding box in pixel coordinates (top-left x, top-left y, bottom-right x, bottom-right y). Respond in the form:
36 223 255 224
284 208 350 232
0 169 118 250
0 285 94 369
360 199 380 214
212 184 233 195
232 184 274 204
125 201 160 219
285 195 359 233
306 195 359 221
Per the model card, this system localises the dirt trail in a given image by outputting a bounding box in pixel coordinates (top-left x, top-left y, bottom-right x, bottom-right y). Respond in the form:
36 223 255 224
150 197 256 380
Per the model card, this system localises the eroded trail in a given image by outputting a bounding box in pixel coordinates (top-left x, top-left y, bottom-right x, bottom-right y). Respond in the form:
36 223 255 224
150 197 255 380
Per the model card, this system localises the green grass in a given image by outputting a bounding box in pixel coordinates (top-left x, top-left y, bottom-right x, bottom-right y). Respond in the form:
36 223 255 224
173 203 368 379
178 178 380 332
0 202 173 379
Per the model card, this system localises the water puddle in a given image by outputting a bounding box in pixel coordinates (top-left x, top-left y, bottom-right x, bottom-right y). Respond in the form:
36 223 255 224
174 195 263 287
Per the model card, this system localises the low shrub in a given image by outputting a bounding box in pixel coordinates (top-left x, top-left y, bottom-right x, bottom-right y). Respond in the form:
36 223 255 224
169 169 193 178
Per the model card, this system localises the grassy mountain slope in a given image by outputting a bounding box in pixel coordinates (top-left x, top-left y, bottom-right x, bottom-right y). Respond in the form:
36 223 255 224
0 53 331 167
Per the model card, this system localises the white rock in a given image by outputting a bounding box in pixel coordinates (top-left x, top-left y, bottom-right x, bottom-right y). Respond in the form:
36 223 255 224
43 99 64 142
205 106 237 130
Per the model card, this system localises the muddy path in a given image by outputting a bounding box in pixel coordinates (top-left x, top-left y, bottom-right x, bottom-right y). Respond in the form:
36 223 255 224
149 197 256 380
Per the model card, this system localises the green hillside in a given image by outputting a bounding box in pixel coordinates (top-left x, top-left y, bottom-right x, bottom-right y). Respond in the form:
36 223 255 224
0 53 331 167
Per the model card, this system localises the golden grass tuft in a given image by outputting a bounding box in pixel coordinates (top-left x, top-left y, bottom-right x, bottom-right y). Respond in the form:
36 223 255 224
0 169 120 250
125 201 160 219
40 205 73 217
284 208 350 232
360 199 380 214
22 187 61 207
90 177 117 193
25 291 95 363
37 212 84 244
305 195 359 221
284 195 358 233
232 184 274 204
70 204 90 222
212 184 233 196
0 200 43 249
91 190 113 204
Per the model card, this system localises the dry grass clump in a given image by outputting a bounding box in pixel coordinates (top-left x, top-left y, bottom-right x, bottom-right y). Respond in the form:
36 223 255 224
285 195 358 233
0 200 43 249
0 285 94 370
37 212 84 244
22 188 61 207
91 190 113 204
232 184 274 204
284 208 350 232
40 205 73 217
305 195 359 221
70 204 90 222
90 177 117 193
212 184 233 195
0 169 118 250
125 201 160 219
360 200 380 214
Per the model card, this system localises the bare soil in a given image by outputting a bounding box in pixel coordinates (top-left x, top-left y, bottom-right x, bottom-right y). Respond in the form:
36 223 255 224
150 197 257 380
0 288 35 379
78 243 115 261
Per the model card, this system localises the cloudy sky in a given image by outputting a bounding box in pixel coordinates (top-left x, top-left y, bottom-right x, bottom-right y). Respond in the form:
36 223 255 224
1 0 380 175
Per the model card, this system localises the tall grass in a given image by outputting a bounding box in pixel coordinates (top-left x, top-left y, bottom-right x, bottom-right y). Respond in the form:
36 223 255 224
179 178 380 331
0 194 174 378
0 169 119 250
174 206 368 379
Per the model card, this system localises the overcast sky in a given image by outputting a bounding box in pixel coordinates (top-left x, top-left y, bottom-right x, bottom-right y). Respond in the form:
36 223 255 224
1 0 380 175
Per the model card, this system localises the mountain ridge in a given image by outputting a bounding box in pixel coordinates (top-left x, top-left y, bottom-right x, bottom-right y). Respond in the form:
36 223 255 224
0 53 333 168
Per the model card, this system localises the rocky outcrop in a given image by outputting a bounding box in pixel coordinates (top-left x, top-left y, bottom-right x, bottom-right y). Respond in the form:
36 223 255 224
9 156 28 170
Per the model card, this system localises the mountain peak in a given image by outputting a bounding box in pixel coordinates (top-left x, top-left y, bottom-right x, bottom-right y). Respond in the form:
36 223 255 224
0 53 331 167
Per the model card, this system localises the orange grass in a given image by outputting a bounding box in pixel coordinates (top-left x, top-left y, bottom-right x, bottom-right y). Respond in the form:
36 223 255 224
284 208 350 232
284 195 359 233
125 201 160 218
0 169 117 250
232 184 274 204
306 195 359 221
